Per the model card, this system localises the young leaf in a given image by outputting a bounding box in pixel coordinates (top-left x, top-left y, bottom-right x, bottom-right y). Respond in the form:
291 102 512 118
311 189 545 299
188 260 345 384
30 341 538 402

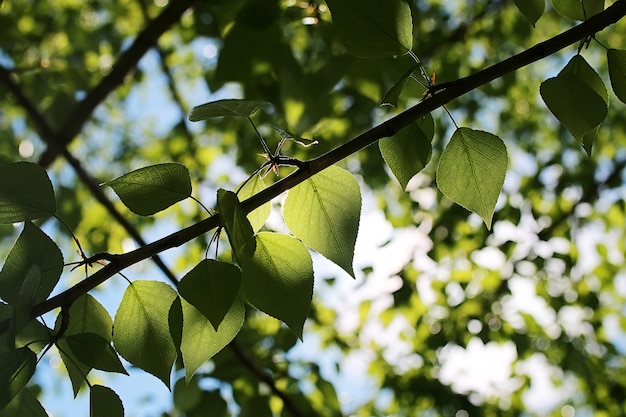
102 163 192 216
608 49 626 104
283 166 361 277
180 295 244 382
90 385 124 417
325 0 413 58
0 221 63 305
540 73 607 141
178 259 242 331
241 232 313 339
513 0 544 26
113 281 178 388
552 0 604 20
0 162 56 224
380 115 434 190
0 347 36 411
217 189 256 264
381 65 421 107
235 175 271 232
189 99 272 122
436 128 508 229
0 388 47 417
65 333 128 374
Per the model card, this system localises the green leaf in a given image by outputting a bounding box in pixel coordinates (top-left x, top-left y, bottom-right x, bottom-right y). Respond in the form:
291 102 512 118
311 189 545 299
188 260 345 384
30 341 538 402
0 162 56 224
113 281 178 388
178 259 241 331
65 333 128 374
513 0 544 26
90 385 124 417
189 99 272 122
217 189 256 264
0 388 47 417
325 0 413 58
0 348 36 411
173 377 203 413
235 176 271 232
436 128 508 229
0 221 63 305
241 232 313 339
9 266 41 350
608 49 626 104
540 73 607 141
103 163 192 216
552 0 604 20
380 115 434 190
381 65 421 107
55 294 114 396
562 54 608 106
283 166 361 277
180 295 244 382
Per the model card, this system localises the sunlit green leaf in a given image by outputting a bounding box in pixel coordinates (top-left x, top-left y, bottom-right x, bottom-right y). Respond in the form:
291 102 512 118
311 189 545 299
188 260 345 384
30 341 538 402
180 296 244 382
0 348 36 411
325 0 413 58
381 65 421 107
0 162 56 224
189 99 272 122
380 115 434 190
65 333 127 374
113 281 178 388
513 0 544 26
562 54 608 106
552 0 604 20
9 265 41 350
103 163 192 216
284 166 361 277
608 48 626 104
0 221 63 305
217 189 256 264
178 259 241 331
241 232 313 339
90 385 124 417
235 175 271 232
0 388 47 417
436 128 508 229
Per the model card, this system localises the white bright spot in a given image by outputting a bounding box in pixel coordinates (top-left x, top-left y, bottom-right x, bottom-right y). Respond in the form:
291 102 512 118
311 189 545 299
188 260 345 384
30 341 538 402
19 140 34 158
154 0 169 7
202 44 218 59
437 338 520 400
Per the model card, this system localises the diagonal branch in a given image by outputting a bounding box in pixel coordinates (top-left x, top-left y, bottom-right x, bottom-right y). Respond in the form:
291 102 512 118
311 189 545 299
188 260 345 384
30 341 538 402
1 0 625 335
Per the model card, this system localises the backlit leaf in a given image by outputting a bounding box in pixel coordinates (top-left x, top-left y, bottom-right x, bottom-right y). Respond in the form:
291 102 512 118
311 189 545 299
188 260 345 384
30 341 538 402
325 0 412 58
0 162 56 224
562 54 608 106
90 385 124 417
552 0 604 20
103 163 191 216
180 296 244 382
113 281 178 388
608 49 626 104
241 232 313 339
0 221 63 305
380 115 434 190
283 166 361 277
0 388 47 417
436 128 508 229
9 266 41 349
65 333 127 374
0 348 36 411
381 65 421 107
178 259 241 331
513 0 544 26
217 189 256 264
235 175 271 232
189 99 272 122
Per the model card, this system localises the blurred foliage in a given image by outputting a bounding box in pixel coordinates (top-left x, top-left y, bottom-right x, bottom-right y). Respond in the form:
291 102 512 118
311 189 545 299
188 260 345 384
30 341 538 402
1 0 626 416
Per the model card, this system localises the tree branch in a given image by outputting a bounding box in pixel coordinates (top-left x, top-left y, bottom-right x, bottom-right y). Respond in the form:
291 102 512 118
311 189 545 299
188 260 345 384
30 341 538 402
1 0 625 335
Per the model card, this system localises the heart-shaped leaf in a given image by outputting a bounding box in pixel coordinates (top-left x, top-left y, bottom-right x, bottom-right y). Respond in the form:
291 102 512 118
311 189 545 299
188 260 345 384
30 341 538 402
189 99 272 122
103 163 191 216
283 166 361 277
513 0 544 26
437 128 508 229
0 162 56 224
325 0 412 58
242 232 313 339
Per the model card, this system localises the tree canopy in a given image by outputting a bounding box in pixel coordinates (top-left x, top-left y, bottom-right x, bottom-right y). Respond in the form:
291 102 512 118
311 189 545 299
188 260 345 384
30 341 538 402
1 0 626 416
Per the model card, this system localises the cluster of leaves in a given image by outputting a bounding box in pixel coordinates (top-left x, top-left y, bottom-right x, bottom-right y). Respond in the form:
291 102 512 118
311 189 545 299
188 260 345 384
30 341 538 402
1 0 626 416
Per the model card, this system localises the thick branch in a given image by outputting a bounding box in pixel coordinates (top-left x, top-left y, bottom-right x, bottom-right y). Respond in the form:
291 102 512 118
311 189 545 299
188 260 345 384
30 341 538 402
1 0 625 335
